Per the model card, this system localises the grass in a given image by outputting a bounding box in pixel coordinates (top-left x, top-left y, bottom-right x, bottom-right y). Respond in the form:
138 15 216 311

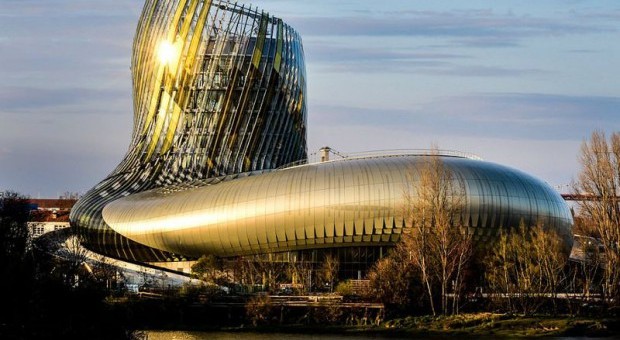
182 313 619 338
371 313 619 338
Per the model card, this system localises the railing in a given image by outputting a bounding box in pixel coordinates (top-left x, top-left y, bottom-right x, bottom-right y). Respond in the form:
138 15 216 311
277 149 483 170
342 149 483 161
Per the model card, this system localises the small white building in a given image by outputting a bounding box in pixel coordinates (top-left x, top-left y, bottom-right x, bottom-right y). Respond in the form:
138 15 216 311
27 198 76 238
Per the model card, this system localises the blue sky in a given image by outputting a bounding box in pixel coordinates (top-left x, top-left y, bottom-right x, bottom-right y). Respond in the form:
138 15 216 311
1 0 619 197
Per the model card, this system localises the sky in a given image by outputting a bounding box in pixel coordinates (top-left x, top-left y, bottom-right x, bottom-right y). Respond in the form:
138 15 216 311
1 0 619 198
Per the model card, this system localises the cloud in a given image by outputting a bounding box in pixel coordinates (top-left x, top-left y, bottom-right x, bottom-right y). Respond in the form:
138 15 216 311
305 42 548 76
570 9 620 21
0 1 141 18
419 65 548 77
0 86 127 113
313 59 547 76
306 43 467 63
305 43 455 73
310 93 620 141
290 10 614 47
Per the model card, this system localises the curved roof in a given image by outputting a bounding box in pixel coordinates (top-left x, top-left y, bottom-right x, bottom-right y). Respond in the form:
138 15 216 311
103 155 573 257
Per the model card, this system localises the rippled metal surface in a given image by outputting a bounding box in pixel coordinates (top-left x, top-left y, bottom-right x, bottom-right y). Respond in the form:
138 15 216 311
103 155 573 258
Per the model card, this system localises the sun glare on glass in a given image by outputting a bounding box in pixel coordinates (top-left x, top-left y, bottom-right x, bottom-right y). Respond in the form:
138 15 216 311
157 40 178 65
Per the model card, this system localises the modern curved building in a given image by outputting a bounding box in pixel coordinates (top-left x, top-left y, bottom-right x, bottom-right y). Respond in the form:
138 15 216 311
70 0 573 274
102 154 573 259
70 0 307 262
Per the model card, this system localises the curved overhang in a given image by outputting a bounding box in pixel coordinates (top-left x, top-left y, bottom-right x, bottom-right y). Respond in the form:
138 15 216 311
102 155 573 258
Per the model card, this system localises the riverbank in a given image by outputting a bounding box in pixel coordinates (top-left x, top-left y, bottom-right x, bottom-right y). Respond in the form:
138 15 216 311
142 313 620 338
375 313 619 337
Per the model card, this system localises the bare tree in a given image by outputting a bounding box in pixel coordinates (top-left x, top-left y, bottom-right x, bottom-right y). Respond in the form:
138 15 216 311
258 256 286 293
55 230 91 288
286 258 312 293
530 223 570 314
245 294 273 326
231 255 287 293
484 222 569 315
91 254 118 291
231 256 259 288
578 235 602 299
319 253 339 292
367 251 417 306
573 131 620 305
485 224 542 315
403 150 472 315
402 218 436 314
450 226 473 314
565 233 602 314
484 227 516 312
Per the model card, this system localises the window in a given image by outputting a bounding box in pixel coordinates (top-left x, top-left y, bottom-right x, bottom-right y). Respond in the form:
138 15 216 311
32 225 45 237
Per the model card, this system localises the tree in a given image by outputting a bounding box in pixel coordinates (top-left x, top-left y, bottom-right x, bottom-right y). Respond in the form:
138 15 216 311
404 151 472 315
0 191 34 327
233 256 261 289
530 223 570 314
367 252 418 307
286 258 312 293
484 223 569 315
575 235 602 299
368 151 472 314
191 254 224 283
63 232 90 287
319 253 339 292
0 191 31 265
573 131 620 305
1 193 131 338
245 294 273 326
90 254 120 291
229 255 287 293
484 227 516 312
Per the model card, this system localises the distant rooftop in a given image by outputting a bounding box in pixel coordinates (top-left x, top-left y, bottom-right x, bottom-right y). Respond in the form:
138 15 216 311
30 209 71 223
28 198 77 211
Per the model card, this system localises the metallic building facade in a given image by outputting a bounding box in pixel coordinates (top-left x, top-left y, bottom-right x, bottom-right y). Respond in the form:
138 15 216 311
70 0 307 262
102 155 573 258
71 0 573 266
